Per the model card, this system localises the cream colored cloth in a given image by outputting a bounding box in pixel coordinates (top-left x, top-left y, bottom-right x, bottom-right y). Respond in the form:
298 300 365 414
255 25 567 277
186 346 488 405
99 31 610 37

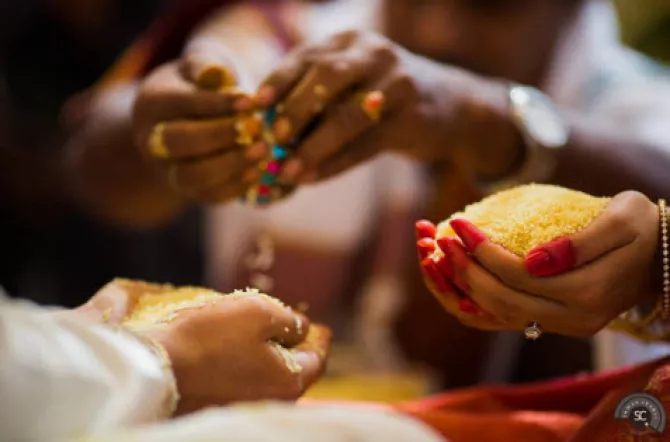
81 402 445 442
0 292 173 441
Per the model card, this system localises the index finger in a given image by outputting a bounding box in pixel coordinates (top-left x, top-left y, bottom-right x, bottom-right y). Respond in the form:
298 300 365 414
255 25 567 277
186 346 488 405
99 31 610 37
257 32 354 107
135 62 248 122
291 325 331 390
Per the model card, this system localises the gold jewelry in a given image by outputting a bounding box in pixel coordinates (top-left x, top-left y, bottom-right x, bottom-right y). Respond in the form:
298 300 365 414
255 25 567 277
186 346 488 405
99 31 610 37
604 200 670 342
148 123 169 158
235 114 263 146
360 90 385 122
659 199 670 320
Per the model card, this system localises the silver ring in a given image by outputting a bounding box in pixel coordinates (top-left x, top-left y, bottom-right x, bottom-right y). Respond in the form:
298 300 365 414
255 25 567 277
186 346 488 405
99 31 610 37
525 321 542 340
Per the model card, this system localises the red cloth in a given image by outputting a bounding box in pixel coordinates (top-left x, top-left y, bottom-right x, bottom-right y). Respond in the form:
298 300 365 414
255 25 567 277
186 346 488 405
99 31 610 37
394 357 670 441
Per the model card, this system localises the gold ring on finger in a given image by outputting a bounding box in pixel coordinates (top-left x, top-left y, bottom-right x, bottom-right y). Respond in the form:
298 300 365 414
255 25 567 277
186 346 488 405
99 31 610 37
359 90 385 122
148 123 169 158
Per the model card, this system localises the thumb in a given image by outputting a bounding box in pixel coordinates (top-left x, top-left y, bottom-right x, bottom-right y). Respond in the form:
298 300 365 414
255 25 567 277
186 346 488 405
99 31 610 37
525 192 647 277
182 37 238 91
293 325 331 390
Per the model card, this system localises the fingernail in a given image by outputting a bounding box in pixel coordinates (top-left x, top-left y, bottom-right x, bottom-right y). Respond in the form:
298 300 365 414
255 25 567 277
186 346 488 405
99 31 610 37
525 237 576 277
257 85 275 106
279 158 303 182
458 297 481 316
415 220 437 239
245 141 268 161
437 237 469 269
449 219 486 254
421 257 450 294
273 117 292 143
234 96 254 112
417 238 436 259
434 254 454 279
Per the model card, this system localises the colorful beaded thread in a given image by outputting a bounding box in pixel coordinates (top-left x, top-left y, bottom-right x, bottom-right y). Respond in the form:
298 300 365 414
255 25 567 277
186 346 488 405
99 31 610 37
240 107 294 206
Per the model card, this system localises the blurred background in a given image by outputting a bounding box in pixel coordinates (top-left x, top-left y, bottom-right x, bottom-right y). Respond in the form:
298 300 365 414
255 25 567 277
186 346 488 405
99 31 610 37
2 0 670 403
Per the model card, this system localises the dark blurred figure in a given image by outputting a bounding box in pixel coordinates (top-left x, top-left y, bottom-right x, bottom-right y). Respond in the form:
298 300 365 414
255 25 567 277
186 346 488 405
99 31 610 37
0 0 205 305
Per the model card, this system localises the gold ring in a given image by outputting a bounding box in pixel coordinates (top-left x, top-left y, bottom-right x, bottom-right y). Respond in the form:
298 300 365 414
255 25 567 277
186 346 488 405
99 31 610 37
360 90 385 122
148 123 169 158
235 114 263 146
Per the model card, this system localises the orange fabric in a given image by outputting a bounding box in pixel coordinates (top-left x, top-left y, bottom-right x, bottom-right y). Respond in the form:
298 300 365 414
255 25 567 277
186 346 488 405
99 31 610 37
385 356 670 441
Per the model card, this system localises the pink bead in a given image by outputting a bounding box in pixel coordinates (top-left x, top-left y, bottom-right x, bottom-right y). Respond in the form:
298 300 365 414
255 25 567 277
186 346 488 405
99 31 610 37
267 161 281 174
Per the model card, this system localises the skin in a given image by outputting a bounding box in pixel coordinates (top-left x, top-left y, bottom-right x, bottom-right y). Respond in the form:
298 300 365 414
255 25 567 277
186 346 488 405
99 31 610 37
74 279 331 416
417 191 663 337
68 0 670 227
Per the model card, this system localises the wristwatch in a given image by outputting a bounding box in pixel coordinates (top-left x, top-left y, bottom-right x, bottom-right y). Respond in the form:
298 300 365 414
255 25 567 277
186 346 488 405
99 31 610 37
478 85 570 195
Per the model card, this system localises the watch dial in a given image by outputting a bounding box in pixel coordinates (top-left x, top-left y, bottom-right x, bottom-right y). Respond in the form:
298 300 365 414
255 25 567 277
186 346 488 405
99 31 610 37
513 88 569 148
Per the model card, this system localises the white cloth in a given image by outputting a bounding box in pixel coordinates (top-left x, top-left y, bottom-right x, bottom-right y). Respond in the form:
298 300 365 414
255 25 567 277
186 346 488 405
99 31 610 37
0 293 172 441
542 0 670 370
81 402 445 442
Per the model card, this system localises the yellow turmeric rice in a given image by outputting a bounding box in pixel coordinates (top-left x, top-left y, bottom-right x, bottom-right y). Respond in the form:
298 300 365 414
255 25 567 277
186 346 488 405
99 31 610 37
436 184 611 257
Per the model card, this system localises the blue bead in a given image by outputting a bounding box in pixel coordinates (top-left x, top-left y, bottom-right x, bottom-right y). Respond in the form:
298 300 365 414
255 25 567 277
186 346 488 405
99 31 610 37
257 195 271 205
261 173 276 184
272 145 287 160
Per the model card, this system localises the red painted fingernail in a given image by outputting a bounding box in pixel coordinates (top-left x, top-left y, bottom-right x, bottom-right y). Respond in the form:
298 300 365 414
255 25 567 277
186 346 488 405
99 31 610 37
439 237 470 270
421 257 450 294
525 237 576 277
458 297 481 315
415 220 437 239
417 238 436 260
449 219 487 254
434 254 454 279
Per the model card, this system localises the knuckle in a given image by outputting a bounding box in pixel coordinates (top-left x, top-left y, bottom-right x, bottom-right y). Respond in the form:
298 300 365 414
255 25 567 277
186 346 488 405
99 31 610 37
369 43 397 64
332 29 360 46
393 70 419 97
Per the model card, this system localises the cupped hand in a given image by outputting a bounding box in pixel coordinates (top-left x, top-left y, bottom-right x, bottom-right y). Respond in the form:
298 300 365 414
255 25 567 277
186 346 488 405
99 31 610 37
133 39 267 204
147 294 331 416
255 30 517 184
417 191 660 337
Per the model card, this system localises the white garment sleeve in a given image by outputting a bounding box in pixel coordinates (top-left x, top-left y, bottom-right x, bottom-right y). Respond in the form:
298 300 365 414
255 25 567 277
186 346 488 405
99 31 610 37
0 295 176 441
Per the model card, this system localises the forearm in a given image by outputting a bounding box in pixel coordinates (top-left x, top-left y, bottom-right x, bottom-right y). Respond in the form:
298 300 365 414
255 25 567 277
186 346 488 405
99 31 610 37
0 297 176 440
65 83 186 229
551 114 670 200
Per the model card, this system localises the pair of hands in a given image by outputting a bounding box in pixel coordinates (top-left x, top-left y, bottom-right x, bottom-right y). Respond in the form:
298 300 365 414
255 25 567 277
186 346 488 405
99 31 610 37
75 280 330 416
418 191 661 338
133 30 516 203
